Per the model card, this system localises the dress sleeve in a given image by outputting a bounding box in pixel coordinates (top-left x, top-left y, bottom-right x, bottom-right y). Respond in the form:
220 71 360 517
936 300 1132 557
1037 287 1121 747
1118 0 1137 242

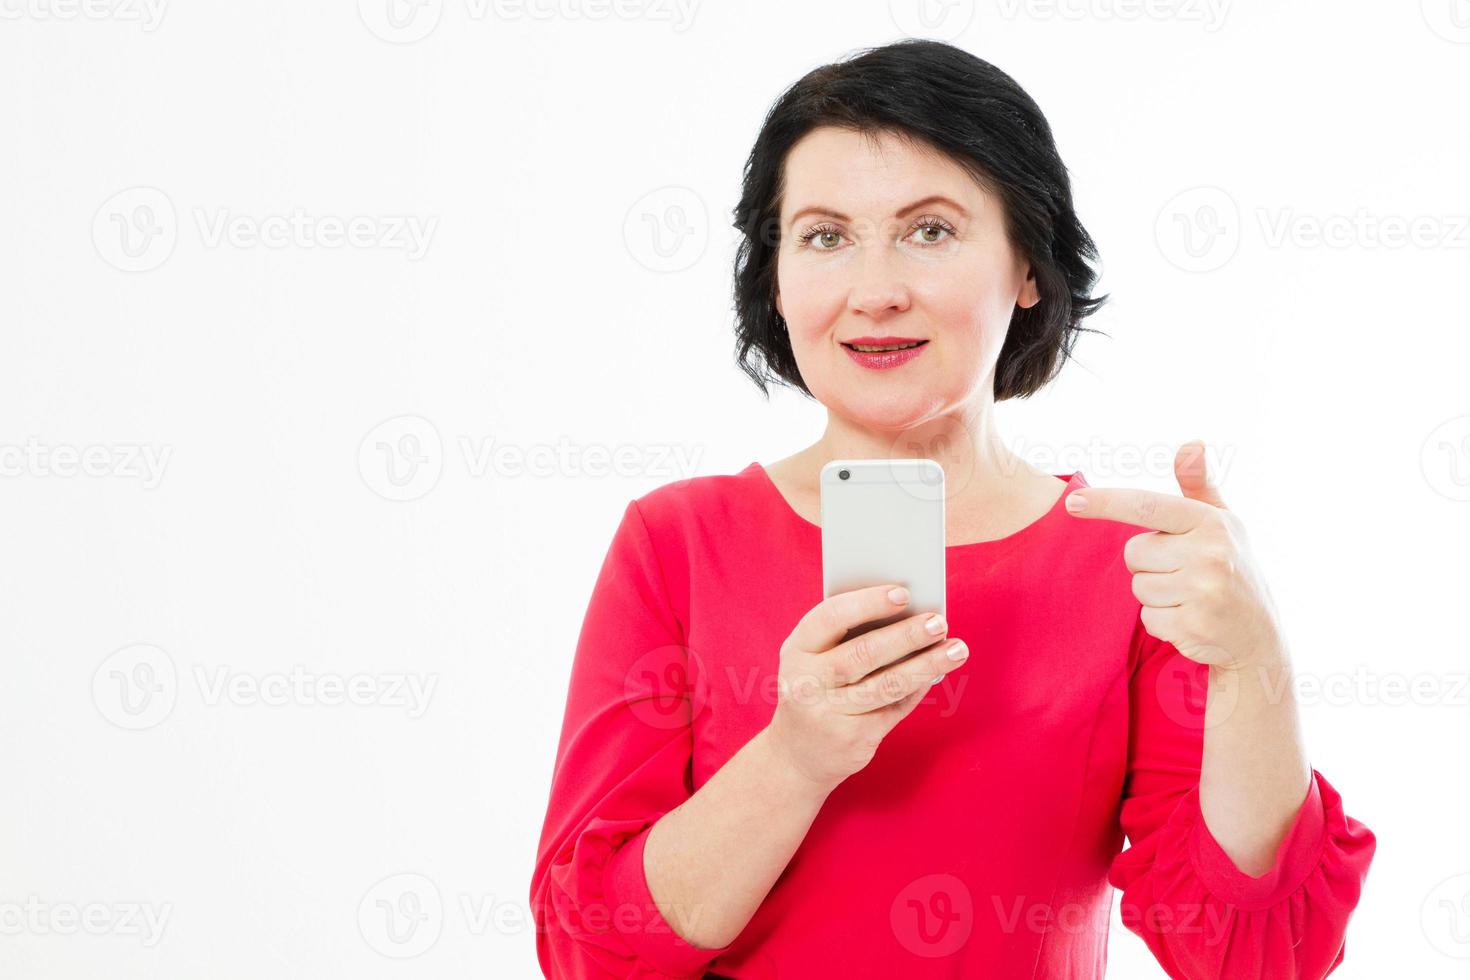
1106 618 1377 979
529 499 736 979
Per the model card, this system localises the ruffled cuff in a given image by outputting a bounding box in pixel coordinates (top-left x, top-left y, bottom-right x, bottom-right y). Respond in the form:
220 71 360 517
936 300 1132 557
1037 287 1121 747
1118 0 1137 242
600 822 736 977
1187 768 1328 910
1164 768 1375 917
1121 768 1377 977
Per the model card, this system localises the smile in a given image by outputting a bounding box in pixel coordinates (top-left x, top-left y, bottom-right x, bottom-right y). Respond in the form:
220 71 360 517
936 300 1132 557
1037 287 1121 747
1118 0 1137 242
840 339 930 370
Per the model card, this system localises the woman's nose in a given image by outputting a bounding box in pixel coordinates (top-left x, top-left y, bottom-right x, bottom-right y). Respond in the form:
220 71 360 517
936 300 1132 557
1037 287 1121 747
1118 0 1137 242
846 245 911 317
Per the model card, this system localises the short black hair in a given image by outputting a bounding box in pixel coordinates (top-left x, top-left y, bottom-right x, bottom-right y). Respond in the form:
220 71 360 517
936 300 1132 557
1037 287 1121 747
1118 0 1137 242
731 38 1108 401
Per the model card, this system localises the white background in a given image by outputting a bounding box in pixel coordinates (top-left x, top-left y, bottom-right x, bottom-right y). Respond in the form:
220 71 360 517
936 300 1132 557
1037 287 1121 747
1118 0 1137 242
3 1 1468 977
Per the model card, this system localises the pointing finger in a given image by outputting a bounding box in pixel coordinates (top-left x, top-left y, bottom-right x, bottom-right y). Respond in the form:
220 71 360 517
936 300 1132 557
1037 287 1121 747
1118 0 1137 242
1064 487 1208 535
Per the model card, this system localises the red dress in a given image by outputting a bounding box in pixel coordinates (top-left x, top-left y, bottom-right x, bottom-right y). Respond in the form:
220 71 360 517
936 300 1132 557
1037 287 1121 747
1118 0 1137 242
530 462 1376 978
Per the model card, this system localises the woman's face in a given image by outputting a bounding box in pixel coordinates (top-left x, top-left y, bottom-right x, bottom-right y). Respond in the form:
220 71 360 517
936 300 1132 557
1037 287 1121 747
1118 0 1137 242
775 126 1040 430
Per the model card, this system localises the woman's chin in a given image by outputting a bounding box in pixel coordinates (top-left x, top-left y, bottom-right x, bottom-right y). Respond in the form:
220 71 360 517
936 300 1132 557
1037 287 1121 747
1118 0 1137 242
842 400 951 433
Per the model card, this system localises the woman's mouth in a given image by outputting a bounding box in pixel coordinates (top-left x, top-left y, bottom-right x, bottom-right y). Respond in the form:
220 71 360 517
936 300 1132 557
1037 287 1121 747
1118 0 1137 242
840 338 929 370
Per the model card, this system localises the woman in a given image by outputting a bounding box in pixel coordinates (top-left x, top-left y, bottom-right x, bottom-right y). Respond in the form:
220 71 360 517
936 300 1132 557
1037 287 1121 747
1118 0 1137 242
530 38 1375 979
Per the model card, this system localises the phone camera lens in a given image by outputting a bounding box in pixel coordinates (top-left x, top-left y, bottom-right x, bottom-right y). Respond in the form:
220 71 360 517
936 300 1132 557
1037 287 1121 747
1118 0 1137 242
838 469 850 480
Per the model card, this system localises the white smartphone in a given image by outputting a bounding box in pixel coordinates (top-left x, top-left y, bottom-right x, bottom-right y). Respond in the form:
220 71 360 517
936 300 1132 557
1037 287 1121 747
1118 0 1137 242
820 458 946 642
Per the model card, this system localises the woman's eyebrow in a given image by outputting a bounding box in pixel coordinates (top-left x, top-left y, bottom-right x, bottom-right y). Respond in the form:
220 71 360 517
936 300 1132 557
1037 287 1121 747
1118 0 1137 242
786 195 970 227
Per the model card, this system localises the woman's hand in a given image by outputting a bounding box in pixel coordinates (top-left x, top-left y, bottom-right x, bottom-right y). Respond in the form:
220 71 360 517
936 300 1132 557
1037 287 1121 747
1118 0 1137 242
1062 440 1286 672
764 584 969 792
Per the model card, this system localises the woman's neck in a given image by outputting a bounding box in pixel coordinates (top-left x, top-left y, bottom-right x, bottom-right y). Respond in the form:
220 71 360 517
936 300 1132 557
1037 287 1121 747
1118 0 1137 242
807 402 1039 491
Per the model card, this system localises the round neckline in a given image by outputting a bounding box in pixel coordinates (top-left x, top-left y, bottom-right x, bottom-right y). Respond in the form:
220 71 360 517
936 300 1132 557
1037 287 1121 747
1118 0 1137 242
745 460 1086 550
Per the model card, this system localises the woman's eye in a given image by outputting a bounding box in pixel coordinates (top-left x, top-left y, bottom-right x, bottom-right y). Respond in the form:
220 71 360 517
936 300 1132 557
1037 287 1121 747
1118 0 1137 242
909 220 956 245
798 226 843 250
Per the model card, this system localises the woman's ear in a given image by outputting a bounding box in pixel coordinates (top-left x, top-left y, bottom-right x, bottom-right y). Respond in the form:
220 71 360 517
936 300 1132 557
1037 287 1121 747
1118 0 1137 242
775 288 784 319
1017 265 1040 310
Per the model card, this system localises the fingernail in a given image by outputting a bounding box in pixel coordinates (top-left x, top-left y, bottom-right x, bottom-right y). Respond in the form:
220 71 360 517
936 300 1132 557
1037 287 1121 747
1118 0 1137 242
946 640 968 661
930 675 943 686
924 614 946 635
888 587 910 605
1064 493 1087 512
